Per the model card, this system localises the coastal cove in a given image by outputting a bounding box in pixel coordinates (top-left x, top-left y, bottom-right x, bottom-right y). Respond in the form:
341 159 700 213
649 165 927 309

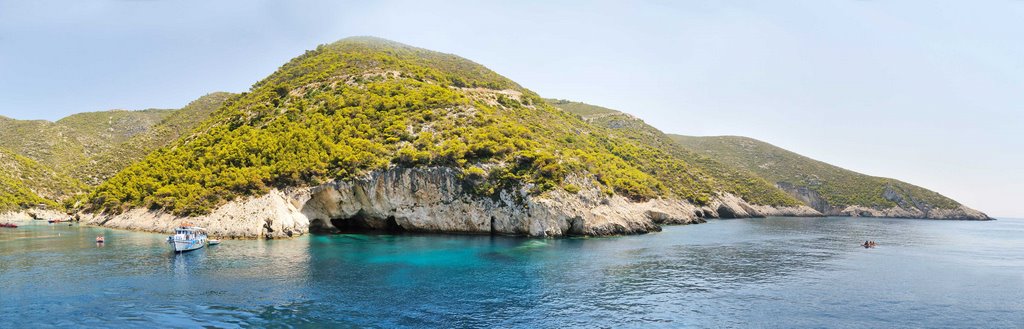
2 217 1021 328
1 38 989 238
2 3 1021 329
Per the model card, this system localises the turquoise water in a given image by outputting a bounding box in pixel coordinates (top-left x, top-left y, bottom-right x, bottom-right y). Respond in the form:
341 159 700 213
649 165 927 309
2 217 1022 328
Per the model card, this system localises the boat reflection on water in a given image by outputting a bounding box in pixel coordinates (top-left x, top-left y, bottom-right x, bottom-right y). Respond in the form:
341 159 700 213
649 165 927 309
170 246 208 276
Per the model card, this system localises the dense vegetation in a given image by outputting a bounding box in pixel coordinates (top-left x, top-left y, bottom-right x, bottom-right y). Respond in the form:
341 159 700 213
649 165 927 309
1 37 969 217
69 93 234 185
546 99 802 207
544 99 619 119
0 109 174 172
0 92 232 213
670 135 961 210
0 93 232 187
0 148 84 212
86 37 801 216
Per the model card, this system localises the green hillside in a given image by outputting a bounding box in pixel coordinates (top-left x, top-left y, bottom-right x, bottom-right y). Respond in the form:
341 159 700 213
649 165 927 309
0 109 174 174
0 148 84 212
545 99 619 119
85 37 801 216
0 94 232 187
0 93 232 212
68 92 235 185
546 99 801 207
670 135 961 212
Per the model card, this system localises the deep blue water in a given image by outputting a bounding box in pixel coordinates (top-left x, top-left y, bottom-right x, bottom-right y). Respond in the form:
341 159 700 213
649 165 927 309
2 217 1022 328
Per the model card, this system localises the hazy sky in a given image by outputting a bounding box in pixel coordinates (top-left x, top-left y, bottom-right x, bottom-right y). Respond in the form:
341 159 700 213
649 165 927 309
1 0 1021 217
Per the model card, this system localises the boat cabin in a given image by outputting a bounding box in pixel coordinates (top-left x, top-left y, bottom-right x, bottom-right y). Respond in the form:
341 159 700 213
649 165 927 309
174 227 206 238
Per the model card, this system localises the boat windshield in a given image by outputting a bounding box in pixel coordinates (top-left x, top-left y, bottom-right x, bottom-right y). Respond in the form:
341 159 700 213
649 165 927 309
173 228 206 237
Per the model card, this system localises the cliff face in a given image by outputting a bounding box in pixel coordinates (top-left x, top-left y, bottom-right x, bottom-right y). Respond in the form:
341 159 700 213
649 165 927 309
775 182 989 220
66 38 989 237
81 167 822 239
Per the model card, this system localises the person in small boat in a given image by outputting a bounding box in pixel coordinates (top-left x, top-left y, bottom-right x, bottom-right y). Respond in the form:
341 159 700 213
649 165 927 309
863 241 871 248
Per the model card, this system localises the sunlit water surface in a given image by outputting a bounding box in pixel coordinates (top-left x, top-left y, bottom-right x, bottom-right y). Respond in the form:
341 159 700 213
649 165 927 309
2 217 1022 328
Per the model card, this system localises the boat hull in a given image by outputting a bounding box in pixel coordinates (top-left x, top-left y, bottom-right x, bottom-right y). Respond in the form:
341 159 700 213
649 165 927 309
169 239 205 253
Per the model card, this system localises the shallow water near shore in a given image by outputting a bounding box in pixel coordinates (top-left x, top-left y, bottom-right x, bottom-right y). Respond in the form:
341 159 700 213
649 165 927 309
2 217 1022 328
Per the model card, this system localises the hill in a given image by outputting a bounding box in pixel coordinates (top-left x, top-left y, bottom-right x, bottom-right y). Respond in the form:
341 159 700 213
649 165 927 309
545 99 805 210
670 135 988 219
81 37 819 238
0 109 174 172
0 93 233 187
544 99 619 119
0 147 84 213
68 92 235 185
0 93 232 216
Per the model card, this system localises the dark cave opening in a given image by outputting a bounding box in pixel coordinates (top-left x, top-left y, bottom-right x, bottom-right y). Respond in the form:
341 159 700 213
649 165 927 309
310 210 405 234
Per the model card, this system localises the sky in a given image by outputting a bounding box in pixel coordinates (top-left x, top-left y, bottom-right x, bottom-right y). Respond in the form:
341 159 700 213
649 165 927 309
1 0 1021 217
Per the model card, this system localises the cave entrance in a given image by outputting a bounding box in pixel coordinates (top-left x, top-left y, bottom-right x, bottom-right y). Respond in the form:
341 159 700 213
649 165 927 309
323 210 405 234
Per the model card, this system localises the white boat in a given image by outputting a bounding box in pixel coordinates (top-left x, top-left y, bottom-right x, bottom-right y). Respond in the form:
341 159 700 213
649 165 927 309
208 239 221 246
167 225 208 253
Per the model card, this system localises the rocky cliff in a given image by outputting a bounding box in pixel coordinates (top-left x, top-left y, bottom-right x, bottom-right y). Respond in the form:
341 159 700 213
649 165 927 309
81 167 822 239
671 135 991 221
775 182 989 220
66 38 988 238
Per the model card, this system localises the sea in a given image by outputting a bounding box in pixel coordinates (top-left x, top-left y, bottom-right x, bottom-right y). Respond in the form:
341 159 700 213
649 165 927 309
2 217 1022 328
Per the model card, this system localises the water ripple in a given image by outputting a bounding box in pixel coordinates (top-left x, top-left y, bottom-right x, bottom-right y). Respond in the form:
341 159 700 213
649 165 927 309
2 218 1022 328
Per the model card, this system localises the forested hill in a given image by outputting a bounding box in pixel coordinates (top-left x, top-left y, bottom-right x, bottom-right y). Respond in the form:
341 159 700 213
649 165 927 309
544 99 619 119
69 92 235 185
1 37 985 221
0 93 232 213
84 37 804 216
546 99 985 219
669 135 970 215
0 93 233 187
545 99 801 207
0 109 174 172
0 147 84 212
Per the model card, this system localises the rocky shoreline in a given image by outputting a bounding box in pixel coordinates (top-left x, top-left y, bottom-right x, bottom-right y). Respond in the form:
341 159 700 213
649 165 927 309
778 182 990 221
0 209 68 222
45 167 984 240
3 181 990 240
68 167 823 239
831 205 990 221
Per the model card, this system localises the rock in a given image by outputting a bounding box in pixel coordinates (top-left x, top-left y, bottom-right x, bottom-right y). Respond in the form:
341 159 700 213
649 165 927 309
79 189 310 239
0 208 67 222
778 182 989 221
84 166 986 239
76 167 773 239
707 193 823 219
295 168 676 237
777 182 831 212
839 204 990 220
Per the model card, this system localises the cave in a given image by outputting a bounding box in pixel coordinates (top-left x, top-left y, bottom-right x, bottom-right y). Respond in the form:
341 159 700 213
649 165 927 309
716 204 739 219
311 210 405 234
565 216 585 236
